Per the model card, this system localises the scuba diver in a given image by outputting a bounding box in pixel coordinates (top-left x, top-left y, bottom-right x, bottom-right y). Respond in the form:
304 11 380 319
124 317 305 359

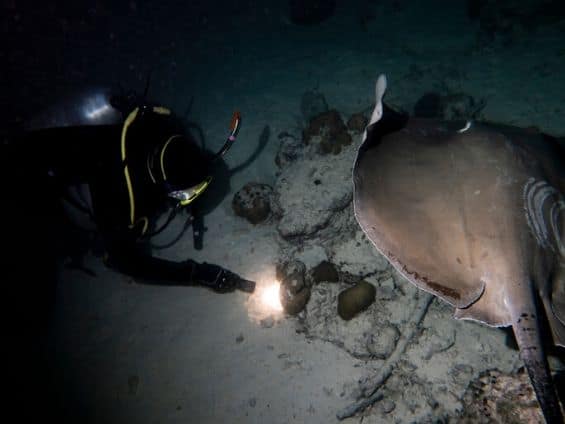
2 86 256 297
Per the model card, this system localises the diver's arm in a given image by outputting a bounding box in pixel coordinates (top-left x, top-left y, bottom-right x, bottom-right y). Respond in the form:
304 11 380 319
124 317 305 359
104 238 255 293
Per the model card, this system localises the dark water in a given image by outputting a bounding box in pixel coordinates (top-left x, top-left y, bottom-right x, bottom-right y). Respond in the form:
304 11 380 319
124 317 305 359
3 1 565 423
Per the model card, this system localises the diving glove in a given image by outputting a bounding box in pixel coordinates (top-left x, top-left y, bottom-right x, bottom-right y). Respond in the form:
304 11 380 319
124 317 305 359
195 262 256 293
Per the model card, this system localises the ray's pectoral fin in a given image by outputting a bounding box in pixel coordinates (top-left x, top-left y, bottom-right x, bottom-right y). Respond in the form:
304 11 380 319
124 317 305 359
451 277 513 327
353 74 565 423
416 276 485 310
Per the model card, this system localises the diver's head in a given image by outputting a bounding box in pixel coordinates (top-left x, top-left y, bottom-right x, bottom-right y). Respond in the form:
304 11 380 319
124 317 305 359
147 133 212 208
141 108 241 209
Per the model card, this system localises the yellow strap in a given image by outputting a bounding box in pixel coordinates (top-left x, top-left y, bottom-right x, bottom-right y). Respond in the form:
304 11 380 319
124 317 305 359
134 216 149 235
180 176 212 206
153 106 171 115
160 135 182 181
121 104 171 234
121 107 139 227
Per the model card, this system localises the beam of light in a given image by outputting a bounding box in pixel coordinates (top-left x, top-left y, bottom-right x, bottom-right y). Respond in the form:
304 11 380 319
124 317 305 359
245 275 284 323
260 281 283 312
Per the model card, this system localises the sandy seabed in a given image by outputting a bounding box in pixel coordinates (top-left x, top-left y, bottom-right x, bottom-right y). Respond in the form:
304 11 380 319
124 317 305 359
16 1 565 423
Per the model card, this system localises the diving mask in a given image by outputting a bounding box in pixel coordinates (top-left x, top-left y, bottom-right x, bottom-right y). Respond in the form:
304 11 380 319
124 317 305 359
168 176 212 206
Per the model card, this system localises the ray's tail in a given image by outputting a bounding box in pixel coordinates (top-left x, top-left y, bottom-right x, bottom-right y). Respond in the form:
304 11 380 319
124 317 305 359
512 296 564 424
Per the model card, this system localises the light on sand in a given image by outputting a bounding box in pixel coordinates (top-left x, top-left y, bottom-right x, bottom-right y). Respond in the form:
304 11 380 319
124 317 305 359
261 281 283 312
246 275 284 323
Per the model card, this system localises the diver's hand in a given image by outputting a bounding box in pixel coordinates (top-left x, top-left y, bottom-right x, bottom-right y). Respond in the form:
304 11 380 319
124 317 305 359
235 278 256 293
195 263 256 293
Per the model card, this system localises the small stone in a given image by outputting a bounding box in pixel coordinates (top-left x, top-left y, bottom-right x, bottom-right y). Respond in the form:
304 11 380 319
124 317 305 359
280 286 311 315
303 110 352 155
277 260 311 315
337 281 376 320
232 182 273 224
276 260 306 294
310 260 339 283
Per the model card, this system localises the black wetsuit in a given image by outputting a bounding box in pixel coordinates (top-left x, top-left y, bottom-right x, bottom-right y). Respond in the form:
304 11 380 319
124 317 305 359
2 109 254 422
2 110 251 296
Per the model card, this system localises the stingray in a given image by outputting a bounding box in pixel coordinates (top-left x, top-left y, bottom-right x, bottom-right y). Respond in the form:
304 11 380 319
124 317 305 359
353 75 565 423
